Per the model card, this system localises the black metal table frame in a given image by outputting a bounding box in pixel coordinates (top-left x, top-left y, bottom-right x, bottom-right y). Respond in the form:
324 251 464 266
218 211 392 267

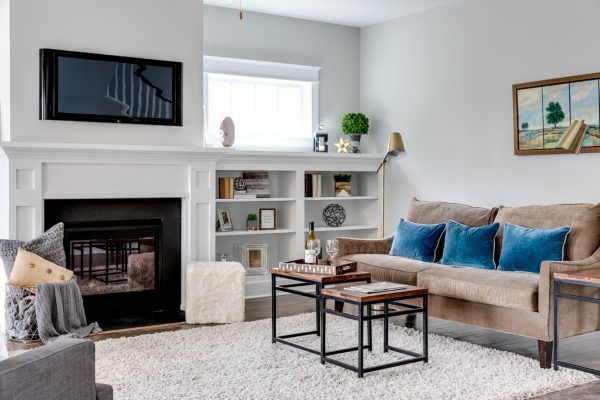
271 273 370 356
320 293 428 378
553 278 600 375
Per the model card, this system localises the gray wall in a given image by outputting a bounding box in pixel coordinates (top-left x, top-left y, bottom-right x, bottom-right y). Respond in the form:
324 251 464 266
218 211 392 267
204 5 361 144
360 0 600 234
5 0 203 146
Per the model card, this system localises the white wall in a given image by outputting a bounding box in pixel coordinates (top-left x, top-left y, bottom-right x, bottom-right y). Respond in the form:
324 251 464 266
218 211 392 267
0 0 10 142
361 0 600 234
204 5 360 143
7 0 203 146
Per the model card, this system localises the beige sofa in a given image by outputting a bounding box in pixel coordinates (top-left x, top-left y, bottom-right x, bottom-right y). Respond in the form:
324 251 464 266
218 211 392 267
337 198 600 368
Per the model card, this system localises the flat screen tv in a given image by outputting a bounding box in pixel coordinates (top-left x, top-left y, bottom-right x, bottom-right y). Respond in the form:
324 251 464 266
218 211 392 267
40 49 182 126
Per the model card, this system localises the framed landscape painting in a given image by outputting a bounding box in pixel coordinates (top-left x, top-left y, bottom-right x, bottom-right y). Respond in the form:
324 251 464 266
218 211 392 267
513 72 600 155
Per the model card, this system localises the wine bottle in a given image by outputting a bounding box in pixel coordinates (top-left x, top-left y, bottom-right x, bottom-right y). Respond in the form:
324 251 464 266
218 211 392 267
304 221 317 264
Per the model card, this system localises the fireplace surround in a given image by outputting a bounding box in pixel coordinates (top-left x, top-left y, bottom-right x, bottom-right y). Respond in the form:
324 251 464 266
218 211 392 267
44 198 181 322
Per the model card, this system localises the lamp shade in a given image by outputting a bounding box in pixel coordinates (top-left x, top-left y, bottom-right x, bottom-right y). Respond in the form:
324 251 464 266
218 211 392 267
559 120 588 154
387 132 405 156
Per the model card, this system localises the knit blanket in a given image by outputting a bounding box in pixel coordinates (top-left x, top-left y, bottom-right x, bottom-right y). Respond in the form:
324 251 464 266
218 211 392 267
35 280 101 343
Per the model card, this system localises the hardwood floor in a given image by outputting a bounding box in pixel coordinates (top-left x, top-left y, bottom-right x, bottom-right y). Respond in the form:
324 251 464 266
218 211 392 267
5 295 600 399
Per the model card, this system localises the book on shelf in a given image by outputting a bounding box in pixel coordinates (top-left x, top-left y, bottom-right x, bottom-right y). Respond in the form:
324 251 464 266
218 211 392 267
243 171 271 198
346 282 407 293
218 177 235 199
304 173 322 197
233 194 257 199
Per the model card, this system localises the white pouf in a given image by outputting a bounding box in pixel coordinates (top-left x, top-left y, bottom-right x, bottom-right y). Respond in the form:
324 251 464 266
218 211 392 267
185 261 245 324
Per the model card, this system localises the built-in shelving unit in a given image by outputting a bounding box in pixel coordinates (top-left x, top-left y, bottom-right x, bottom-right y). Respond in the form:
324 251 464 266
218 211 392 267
215 151 383 298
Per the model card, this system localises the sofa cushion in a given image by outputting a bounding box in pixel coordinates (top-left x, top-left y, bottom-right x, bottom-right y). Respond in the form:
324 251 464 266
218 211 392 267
389 219 446 262
407 198 497 226
341 254 441 285
493 203 600 261
417 266 539 311
440 220 500 269
498 223 570 274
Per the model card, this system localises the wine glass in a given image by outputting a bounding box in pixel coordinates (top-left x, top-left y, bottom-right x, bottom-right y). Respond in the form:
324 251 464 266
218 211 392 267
306 239 321 264
326 239 339 260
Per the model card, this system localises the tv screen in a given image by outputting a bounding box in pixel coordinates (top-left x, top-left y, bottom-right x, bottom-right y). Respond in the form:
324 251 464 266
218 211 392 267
40 49 182 126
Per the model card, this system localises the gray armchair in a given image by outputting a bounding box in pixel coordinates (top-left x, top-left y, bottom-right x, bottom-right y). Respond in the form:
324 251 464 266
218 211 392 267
0 338 112 400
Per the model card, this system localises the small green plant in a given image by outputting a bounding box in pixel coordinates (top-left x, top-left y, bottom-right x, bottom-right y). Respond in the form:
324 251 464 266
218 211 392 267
334 173 352 182
247 213 258 221
341 113 369 135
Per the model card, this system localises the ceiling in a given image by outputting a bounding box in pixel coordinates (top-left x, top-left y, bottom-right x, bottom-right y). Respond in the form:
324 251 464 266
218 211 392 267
203 0 461 27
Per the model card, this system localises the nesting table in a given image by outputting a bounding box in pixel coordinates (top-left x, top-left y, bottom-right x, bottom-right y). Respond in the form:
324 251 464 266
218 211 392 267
271 268 371 355
320 284 429 378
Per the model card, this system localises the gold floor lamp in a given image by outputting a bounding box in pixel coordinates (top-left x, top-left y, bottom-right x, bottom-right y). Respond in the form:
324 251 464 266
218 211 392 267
376 132 406 237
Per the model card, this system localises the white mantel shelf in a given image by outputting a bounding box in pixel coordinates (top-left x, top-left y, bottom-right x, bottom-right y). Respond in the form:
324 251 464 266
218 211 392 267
0 142 384 167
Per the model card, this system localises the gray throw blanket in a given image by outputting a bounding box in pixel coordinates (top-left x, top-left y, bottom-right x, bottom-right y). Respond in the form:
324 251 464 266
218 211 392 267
35 280 101 343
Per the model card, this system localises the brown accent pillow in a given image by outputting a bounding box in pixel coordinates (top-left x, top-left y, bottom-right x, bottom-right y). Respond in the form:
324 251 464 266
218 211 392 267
493 203 600 261
406 198 497 226
7 247 74 292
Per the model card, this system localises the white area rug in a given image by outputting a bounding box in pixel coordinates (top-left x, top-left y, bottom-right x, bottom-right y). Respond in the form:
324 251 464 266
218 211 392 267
95 313 595 400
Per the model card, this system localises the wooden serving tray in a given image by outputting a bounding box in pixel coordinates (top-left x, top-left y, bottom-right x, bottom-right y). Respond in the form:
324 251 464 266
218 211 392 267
277 259 357 275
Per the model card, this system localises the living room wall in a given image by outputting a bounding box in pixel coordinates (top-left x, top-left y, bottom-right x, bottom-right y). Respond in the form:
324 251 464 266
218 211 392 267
204 5 360 142
3 0 203 146
360 0 600 234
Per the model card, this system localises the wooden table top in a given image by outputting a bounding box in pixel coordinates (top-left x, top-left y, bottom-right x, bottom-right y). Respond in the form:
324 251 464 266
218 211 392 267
321 283 428 304
270 268 371 284
554 268 600 286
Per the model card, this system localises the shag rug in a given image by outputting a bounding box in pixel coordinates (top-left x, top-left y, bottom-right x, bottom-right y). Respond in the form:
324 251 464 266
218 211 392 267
94 313 595 400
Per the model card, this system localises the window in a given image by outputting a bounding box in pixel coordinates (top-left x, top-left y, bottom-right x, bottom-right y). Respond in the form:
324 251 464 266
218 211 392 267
204 56 320 150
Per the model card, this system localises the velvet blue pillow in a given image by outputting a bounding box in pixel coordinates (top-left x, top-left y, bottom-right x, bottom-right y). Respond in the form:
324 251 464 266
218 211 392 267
440 220 500 269
389 219 446 262
498 223 570 274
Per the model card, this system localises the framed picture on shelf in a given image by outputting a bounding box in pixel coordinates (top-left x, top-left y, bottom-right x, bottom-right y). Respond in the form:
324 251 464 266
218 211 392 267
216 208 233 232
259 208 276 230
241 243 268 275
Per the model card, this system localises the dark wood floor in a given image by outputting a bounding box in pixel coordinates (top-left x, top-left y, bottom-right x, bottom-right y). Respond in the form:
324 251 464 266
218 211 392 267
5 295 600 399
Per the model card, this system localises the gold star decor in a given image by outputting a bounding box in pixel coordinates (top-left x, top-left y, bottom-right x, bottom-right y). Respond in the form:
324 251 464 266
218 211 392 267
335 138 351 153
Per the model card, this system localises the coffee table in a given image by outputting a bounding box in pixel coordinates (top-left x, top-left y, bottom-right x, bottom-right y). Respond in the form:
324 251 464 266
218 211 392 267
553 268 600 375
320 283 428 377
271 268 371 355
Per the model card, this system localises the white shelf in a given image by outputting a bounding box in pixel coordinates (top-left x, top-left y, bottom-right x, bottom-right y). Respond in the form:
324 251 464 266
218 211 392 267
216 197 295 203
306 225 379 232
215 228 295 237
304 196 378 201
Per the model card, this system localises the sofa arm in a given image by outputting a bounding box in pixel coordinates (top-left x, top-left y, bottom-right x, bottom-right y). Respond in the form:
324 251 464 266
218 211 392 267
337 236 394 258
538 247 600 338
0 339 97 400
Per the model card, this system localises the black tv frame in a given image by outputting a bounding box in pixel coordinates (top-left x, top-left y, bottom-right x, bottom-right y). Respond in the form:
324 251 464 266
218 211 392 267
40 48 182 126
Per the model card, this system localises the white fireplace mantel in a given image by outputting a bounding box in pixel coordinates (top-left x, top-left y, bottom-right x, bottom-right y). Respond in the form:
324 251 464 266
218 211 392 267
0 141 384 306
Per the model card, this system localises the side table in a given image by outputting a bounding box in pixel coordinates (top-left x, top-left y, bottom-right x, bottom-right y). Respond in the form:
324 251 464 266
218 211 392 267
271 268 371 355
553 268 600 375
320 283 428 378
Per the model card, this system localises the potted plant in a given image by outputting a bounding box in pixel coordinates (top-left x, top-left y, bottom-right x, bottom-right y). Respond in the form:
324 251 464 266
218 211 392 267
333 173 352 197
341 113 369 153
246 213 259 231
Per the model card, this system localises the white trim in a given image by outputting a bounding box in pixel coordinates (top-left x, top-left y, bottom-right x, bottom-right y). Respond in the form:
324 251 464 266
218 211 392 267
204 55 321 82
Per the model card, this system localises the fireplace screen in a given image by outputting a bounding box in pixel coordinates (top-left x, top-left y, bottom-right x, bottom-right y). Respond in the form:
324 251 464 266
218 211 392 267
64 221 161 296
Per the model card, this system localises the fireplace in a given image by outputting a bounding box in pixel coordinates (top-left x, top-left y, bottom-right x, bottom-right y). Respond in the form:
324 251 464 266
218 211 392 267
44 198 181 324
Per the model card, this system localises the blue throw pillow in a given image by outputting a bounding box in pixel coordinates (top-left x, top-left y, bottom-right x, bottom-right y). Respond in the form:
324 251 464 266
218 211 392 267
498 223 570 274
389 219 446 262
440 220 500 269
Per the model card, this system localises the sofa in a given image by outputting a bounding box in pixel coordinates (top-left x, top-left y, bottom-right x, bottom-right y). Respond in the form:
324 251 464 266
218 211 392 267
337 198 600 368
0 339 113 400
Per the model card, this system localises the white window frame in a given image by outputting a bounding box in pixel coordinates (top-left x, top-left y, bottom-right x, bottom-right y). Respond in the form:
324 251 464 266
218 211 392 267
203 56 320 151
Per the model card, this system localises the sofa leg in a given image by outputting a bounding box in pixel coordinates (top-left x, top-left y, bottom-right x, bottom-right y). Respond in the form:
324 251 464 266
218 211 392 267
334 301 344 313
538 340 553 369
406 314 416 329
